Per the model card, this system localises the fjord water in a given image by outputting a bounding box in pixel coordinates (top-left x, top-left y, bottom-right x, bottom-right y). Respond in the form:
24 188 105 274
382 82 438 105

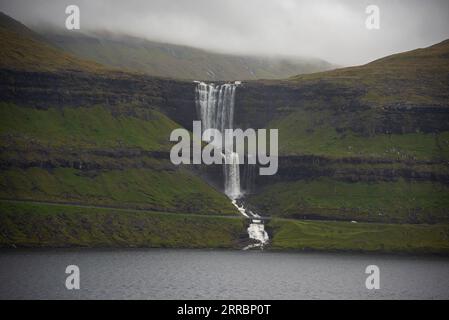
1 249 449 299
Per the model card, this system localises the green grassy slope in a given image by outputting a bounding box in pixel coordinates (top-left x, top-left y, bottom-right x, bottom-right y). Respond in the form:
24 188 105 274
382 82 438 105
269 109 449 160
0 12 106 72
267 219 449 254
2 200 448 254
289 39 449 107
0 201 245 248
0 167 235 215
0 103 179 151
249 178 449 223
42 30 335 80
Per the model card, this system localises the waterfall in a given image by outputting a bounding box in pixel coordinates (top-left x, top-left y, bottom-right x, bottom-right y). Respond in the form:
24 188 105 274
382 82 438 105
195 81 269 249
224 152 241 199
195 82 236 136
195 81 240 199
243 163 256 195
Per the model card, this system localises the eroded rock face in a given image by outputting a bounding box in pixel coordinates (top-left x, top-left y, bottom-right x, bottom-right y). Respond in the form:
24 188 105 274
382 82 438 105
0 69 198 130
234 80 449 134
256 155 449 185
4 69 449 144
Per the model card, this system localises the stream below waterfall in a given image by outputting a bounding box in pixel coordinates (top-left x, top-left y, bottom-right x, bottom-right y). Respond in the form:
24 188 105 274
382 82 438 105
195 81 269 248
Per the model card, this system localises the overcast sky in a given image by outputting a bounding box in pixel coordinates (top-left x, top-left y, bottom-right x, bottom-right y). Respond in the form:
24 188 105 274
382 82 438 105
1 0 449 66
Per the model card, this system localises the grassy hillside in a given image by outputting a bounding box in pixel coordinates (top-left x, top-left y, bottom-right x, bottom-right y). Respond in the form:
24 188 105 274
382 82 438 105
249 178 449 223
289 39 449 108
0 201 245 248
0 167 236 215
269 108 449 160
0 12 105 72
268 219 449 254
42 30 335 80
2 200 448 254
0 103 179 151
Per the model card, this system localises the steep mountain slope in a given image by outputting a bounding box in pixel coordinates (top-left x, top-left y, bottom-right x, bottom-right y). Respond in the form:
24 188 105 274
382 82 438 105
41 30 335 80
290 39 449 107
0 12 105 72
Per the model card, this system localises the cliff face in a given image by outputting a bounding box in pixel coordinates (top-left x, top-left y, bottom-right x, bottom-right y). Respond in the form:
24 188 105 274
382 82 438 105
235 81 449 135
5 68 448 138
0 69 197 130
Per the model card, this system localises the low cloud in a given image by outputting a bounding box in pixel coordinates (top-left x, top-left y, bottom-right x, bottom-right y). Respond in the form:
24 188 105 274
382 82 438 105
1 0 449 65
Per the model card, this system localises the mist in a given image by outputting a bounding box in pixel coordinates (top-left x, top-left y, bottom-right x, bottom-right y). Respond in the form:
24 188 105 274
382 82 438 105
1 0 449 66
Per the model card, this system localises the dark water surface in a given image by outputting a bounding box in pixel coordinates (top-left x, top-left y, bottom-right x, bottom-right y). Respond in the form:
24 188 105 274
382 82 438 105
1 249 448 299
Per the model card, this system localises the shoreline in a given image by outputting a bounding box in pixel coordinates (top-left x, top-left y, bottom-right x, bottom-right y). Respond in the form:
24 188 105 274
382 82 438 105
1 200 448 256
1 244 449 258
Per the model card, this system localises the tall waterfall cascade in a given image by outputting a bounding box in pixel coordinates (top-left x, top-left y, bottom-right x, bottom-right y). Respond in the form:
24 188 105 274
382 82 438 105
195 81 241 200
194 81 269 249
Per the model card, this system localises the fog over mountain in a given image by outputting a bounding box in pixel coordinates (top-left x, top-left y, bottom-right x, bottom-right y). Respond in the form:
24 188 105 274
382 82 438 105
1 0 449 67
